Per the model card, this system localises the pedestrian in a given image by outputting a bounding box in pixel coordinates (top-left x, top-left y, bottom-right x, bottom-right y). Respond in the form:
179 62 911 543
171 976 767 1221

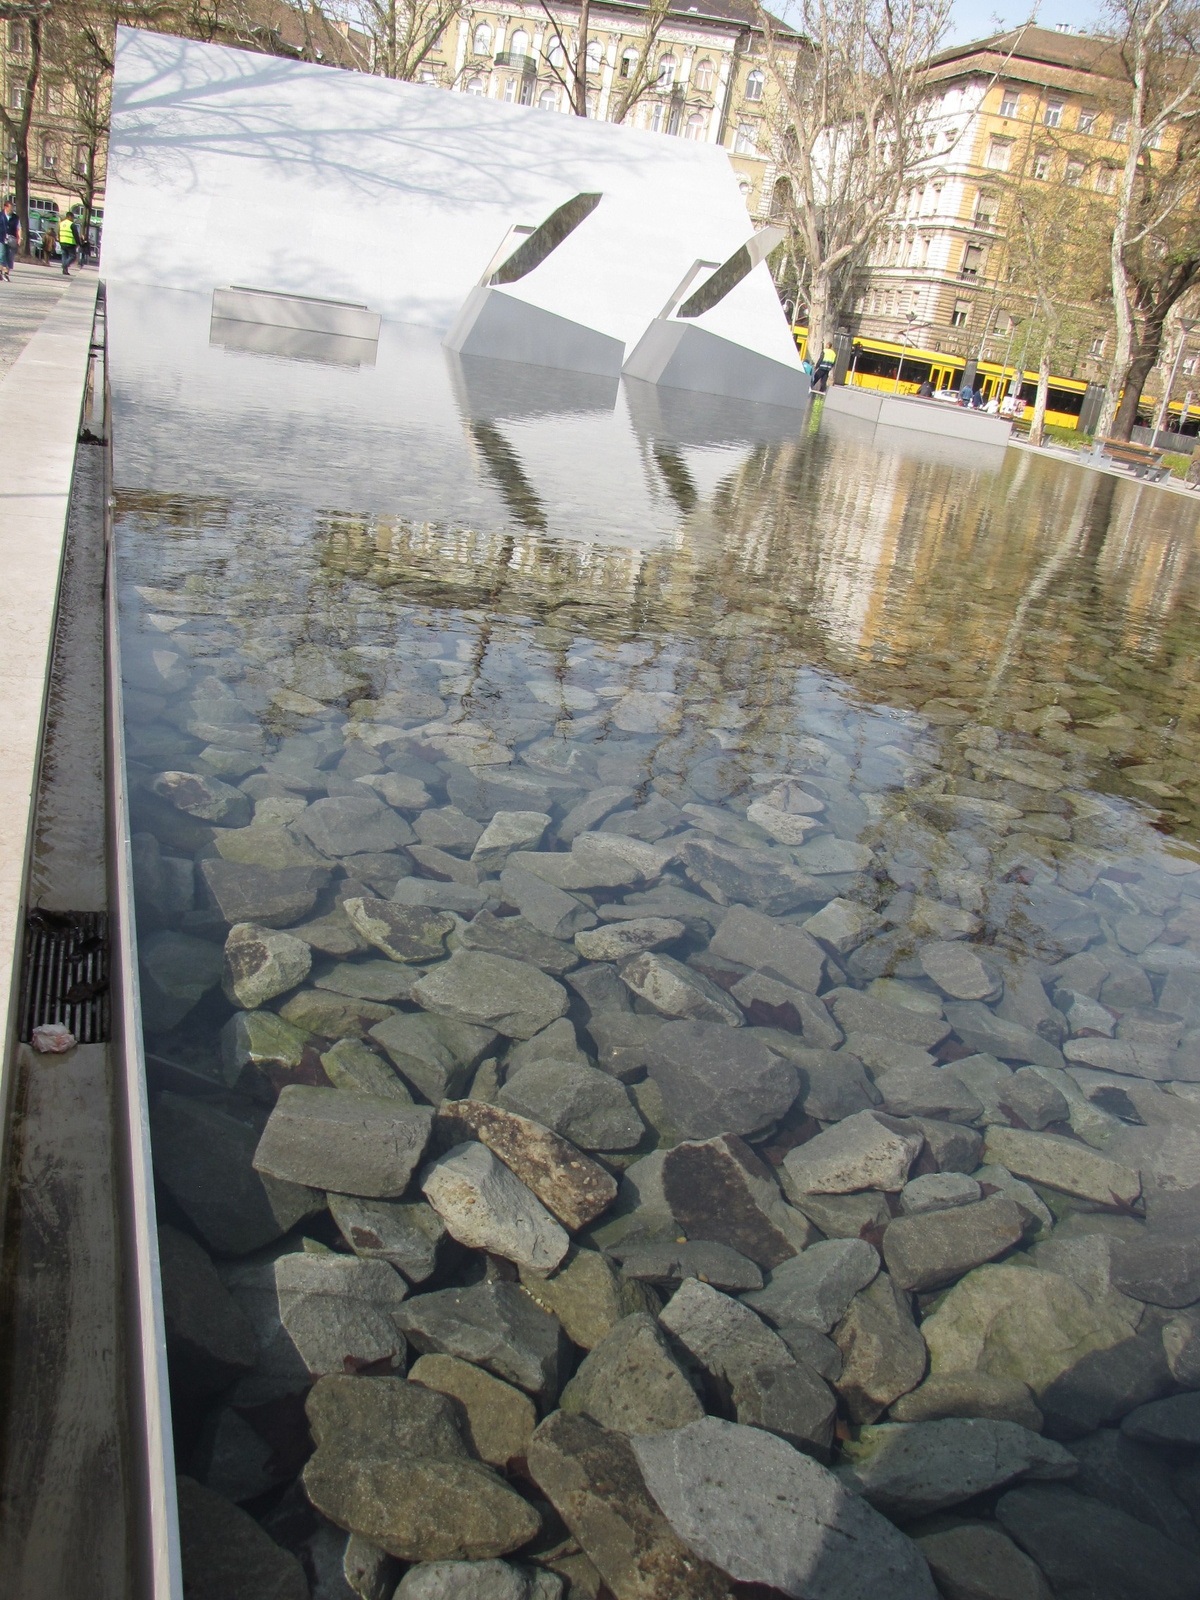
0 200 18 281
58 209 77 275
971 385 984 409
41 220 57 264
958 381 973 407
917 377 933 398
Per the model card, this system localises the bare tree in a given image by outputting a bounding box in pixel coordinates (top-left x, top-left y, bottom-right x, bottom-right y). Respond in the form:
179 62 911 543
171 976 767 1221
1094 0 1200 441
756 0 961 357
606 0 670 124
0 2 45 257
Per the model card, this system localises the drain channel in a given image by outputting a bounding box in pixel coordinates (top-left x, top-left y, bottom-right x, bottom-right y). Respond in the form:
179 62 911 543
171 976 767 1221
18 910 110 1043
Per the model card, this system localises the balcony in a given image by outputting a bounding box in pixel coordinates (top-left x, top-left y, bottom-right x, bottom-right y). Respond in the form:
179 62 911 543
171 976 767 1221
494 51 535 72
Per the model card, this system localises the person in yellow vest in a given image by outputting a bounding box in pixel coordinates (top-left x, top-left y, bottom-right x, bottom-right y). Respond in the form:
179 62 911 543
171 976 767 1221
58 210 77 276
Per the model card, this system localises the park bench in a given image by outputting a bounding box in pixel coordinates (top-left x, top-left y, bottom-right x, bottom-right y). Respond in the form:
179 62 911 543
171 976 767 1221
1098 437 1171 482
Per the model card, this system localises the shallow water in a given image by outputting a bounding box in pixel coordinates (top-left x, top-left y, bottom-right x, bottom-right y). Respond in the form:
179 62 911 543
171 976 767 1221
111 286 1200 1597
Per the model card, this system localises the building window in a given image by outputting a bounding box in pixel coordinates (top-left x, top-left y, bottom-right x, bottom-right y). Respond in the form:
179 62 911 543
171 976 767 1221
586 39 602 71
734 121 757 154
1033 150 1051 180
1183 355 1198 376
538 86 559 110
586 91 597 115
952 300 970 327
770 175 789 217
999 87 1020 117
1043 100 1063 127
7 21 25 52
8 83 24 111
985 138 1012 171
41 138 58 172
745 67 764 101
547 40 566 68
509 28 530 57
1112 118 1129 141
465 74 486 95
960 243 983 278
648 101 664 132
1078 107 1097 134
693 56 715 91
42 75 65 112
1091 332 1106 357
473 22 492 55
973 191 998 226
502 76 517 101
1095 166 1116 193
75 145 88 175
685 110 708 140
1065 159 1085 185
620 47 637 77
519 77 534 105
657 54 676 88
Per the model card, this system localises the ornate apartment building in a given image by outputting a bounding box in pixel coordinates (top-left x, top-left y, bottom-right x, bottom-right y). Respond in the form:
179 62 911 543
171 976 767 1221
846 26 1163 377
418 0 800 221
1 17 91 221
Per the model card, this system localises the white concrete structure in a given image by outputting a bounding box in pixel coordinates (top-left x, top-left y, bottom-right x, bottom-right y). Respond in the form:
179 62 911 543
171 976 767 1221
104 28 801 379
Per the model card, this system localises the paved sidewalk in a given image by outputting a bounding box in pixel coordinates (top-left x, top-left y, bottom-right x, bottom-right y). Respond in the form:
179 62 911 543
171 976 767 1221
0 265 97 384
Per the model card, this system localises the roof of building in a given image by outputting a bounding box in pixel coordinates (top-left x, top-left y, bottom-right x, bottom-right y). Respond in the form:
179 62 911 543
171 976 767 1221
928 24 1127 86
587 0 800 37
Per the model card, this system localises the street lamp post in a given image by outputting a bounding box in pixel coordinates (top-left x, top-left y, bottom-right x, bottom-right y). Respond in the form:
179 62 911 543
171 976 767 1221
895 312 919 394
1010 315 1035 401
998 315 1022 405
1152 319 1198 448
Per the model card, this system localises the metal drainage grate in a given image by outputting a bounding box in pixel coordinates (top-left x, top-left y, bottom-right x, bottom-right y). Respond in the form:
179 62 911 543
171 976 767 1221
19 910 110 1044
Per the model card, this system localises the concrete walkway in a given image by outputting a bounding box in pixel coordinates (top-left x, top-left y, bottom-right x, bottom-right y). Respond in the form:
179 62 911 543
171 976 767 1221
0 265 94 384
1008 436 1200 502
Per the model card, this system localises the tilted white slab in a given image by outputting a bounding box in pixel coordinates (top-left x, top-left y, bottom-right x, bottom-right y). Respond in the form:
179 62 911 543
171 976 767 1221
104 29 801 376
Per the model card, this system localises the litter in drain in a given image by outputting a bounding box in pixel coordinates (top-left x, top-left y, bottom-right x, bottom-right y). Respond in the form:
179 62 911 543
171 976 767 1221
18 909 110 1044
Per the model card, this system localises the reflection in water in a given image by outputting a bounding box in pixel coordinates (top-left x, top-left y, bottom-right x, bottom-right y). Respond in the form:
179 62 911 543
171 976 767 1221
110 284 1200 1598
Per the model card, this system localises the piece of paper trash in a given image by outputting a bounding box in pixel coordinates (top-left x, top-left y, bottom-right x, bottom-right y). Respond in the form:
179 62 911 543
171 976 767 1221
32 1022 77 1053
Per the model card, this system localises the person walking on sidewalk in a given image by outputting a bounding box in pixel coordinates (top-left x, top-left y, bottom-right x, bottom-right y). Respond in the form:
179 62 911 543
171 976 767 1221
0 201 18 280
58 210 77 275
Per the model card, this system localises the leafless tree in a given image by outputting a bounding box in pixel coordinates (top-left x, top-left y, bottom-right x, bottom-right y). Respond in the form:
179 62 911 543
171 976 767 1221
605 0 670 125
1094 0 1200 441
756 0 965 357
0 2 46 256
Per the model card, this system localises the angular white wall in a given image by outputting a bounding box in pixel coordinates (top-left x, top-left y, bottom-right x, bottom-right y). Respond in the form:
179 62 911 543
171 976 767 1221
104 29 801 371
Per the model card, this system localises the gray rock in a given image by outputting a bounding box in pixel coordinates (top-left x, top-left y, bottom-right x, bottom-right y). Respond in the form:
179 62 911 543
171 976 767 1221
766 1040 879 1121
1109 1229 1200 1308
730 973 843 1044
1069 1428 1200 1550
676 834 823 916
392 878 490 916
659 1276 792 1385
139 930 226 1031
505 1016 589 1071
982 1128 1142 1207
321 1039 413 1100
512 833 672 893
999 1067 1069 1131
1121 1392 1200 1445
527 1411 733 1600
614 1240 763 1292
794 835 874 875
916 1524 1053 1600
316 959 424 1004
149 770 252 826
832 1272 928 1423
632 1417 939 1600
919 942 1002 1002
412 805 486 855
457 910 579 976
890 1372 1044 1430
470 811 550 872
840 1418 1076 1517
741 1239 880 1332
329 1194 451 1282
944 1003 1066 1071
875 1064 983 1124
706 904 825 993
908 1116 984 1174
788 1188 891 1241
975 1163 1054 1235
996 1484 1200 1600
252 1085 434 1198
498 865 595 940
413 952 569 1040
883 1194 1026 1292
223 923 311 1008
279 988 397 1040
303 1375 539 1562
802 896 883 955
558 785 634 842
199 859 328 927
1063 1036 1180 1080
575 919 685 963
661 1134 811 1269
645 1020 799 1140
559 1312 704 1435
397 1280 567 1401
729 1356 838 1455
295 795 413 858
408 1353 537 1471
587 1012 667 1081
176 1476 308 1600
620 952 744 1026
394 1561 547 1600
189 1400 295 1504
370 1012 497 1103
159 1225 258 1393
275 1250 408 1375
498 1059 643 1150
827 988 951 1050
152 1093 322 1255
1163 1306 1200 1387
899 1172 982 1215
344 898 456 963
421 1142 569 1273
841 1033 936 1076
216 1254 313 1405
780 1110 923 1196
344 1532 403 1600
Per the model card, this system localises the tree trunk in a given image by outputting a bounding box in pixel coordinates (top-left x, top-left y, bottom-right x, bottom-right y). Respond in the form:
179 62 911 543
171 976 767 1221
1029 346 1051 447
806 269 832 368
1111 308 1171 441
14 145 31 258
572 0 589 115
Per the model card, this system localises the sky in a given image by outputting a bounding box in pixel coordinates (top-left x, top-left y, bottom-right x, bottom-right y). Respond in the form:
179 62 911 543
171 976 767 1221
943 0 1110 44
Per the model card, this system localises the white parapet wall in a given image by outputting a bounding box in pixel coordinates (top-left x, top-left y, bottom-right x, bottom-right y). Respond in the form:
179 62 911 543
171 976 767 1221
104 29 802 378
